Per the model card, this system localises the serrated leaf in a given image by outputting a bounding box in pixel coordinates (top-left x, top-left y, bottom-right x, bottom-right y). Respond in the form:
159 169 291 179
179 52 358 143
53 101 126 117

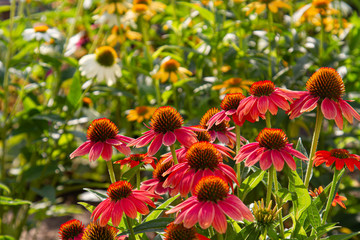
119 218 174 236
83 188 107 201
0 196 31 206
78 201 95 213
306 202 321 229
144 194 179 222
239 169 265 199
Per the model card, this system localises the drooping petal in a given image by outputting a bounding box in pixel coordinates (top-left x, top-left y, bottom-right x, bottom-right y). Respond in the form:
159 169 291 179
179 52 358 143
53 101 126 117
120 198 138 219
212 205 227 234
111 201 123 227
321 98 337 120
114 143 131 156
147 134 163 156
258 96 269 114
101 143 113 161
89 142 104 162
163 131 176 146
279 150 296 170
70 141 93 159
271 150 284 171
198 202 215 229
259 150 272 170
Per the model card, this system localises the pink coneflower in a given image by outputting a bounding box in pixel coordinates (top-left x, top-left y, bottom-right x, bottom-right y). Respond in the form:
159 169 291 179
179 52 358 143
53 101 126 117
166 176 254 234
313 149 360 171
91 180 159 227
288 67 360 130
128 106 199 156
207 93 247 128
164 222 210 240
200 108 239 148
70 118 133 162
235 128 308 171
140 158 178 196
82 222 118 240
237 80 302 121
114 153 156 169
162 142 238 197
59 219 85 240
309 186 347 209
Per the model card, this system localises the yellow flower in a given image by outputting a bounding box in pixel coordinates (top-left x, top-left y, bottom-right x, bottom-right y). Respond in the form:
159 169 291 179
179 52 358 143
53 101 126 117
212 77 254 94
246 0 290 15
96 0 130 15
130 0 166 21
107 25 142 47
127 106 157 123
201 0 223 7
153 59 192 83
296 0 338 25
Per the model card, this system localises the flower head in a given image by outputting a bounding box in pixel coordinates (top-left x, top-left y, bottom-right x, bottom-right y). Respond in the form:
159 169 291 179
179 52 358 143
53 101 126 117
309 186 347 209
128 106 199 155
235 128 308 171
96 0 130 15
212 77 253 95
70 118 133 162
91 180 159 226
313 149 360 171
288 68 360 129
164 222 210 240
82 222 118 240
237 80 301 124
127 106 157 123
59 219 85 240
153 58 192 83
245 0 290 15
162 142 238 197
253 199 281 227
166 176 254 234
114 153 156 168
23 24 61 42
107 25 142 47
79 46 121 86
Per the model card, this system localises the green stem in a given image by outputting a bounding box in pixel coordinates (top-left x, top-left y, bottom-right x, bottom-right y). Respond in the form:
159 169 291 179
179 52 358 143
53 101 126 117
172 83 178 109
266 166 274 205
63 0 84 54
126 216 136 240
321 169 339 225
267 5 273 80
216 231 224 240
154 78 161 106
170 144 178 165
265 111 272 128
89 24 105 54
136 169 140 190
319 15 324 65
106 161 116 184
272 167 285 238
304 107 324 188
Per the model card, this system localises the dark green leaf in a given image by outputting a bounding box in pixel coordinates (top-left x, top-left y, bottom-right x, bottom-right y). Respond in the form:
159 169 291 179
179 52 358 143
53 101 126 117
32 185 56 202
67 72 82 108
119 218 174 236
83 188 107 201
121 163 143 182
0 196 31 206
325 232 360 240
239 169 265 199
78 201 95 213
144 194 179 222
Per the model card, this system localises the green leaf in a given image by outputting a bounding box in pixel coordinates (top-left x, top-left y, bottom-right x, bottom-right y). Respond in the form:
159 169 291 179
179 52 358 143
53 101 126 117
177 2 214 23
277 188 294 205
306 202 321 229
295 137 309 181
236 223 261 240
325 232 360 240
313 223 338 239
144 194 180 222
83 188 107 201
0 236 16 240
119 218 174 236
78 201 95 213
0 183 10 194
67 72 82 108
121 163 143 182
239 169 265 199
268 228 280 240
32 185 56 202
0 196 31 206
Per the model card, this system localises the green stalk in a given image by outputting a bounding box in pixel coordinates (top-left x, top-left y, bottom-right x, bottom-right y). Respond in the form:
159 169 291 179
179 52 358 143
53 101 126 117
272 167 285 238
106 161 116 184
126 216 136 240
321 169 339 225
216 231 224 240
304 107 324 188
267 5 273 80
63 0 84 54
170 144 178 165
172 83 178 109
319 15 325 65
136 169 140 190
266 166 274 206
89 23 105 54
265 111 271 128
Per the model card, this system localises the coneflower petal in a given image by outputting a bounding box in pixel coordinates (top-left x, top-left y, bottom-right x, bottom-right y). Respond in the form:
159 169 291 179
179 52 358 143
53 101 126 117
70 141 93 159
89 142 104 162
163 131 176 146
198 202 215 229
321 98 337 119
101 143 113 161
147 134 163 156
212 206 227 234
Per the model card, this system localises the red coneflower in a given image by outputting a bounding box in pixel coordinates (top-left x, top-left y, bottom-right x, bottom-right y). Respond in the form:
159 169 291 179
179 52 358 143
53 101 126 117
235 128 308 171
59 219 85 240
164 222 210 240
309 186 347 209
166 176 254 234
313 149 360 171
70 118 133 162
288 67 360 129
82 222 118 240
91 180 160 227
128 106 199 156
237 80 302 122
114 153 156 169
162 142 238 197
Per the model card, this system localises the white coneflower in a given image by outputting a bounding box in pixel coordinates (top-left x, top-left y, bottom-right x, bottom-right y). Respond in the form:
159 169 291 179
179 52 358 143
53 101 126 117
22 24 61 42
79 46 122 86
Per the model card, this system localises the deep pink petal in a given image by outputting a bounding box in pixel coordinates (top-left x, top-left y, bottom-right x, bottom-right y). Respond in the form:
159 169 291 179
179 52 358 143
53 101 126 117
226 195 254 221
198 202 215 229
339 99 360 123
279 150 296 170
271 150 284 171
106 138 122 146
101 143 113 161
258 96 269 114
99 203 113 226
166 197 197 214
91 199 111 221
163 131 176 146
174 128 198 147
111 201 123 227
334 104 344 130
129 196 150 215
259 150 272 170
212 206 227 234
218 199 244 221
114 143 131 156
89 142 104 162
120 198 138 218
300 96 320 113
321 98 337 120
270 93 290 111
183 203 203 228
70 141 93 159
147 133 163 156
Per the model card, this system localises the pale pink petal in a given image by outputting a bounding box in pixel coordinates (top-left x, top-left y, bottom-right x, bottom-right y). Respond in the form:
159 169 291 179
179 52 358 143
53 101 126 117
163 131 176 146
147 133 163 156
89 142 104 162
70 141 93 159
106 138 122 146
207 111 223 129
271 150 284 171
226 109 237 115
279 150 296 170
212 206 227 234
321 98 337 120
198 202 215 229
217 131 229 145
101 143 113 161
339 99 360 122
114 143 131 156
300 96 320 113
258 96 269 114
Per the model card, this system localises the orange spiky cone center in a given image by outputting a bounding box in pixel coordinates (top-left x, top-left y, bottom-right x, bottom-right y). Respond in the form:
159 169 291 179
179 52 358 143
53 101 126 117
192 125 212 142
153 158 173 181
59 219 85 240
150 106 184 134
249 80 275 97
164 223 197 240
200 108 229 132
220 93 245 111
195 176 229 202
186 142 221 171
82 222 117 240
87 118 118 142
330 149 350 159
107 181 133 201
256 128 288 150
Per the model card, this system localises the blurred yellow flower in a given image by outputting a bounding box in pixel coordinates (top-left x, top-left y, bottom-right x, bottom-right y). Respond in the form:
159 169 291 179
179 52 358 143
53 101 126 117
246 0 290 15
130 0 166 21
297 0 338 25
127 106 157 123
107 25 142 47
212 77 254 94
96 0 130 15
153 59 192 83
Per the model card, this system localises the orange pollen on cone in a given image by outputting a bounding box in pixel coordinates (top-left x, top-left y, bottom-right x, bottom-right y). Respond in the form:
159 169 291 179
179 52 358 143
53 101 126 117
82 222 117 240
59 219 85 240
249 80 275 97
195 176 229 202
133 0 151 5
220 93 245 111
330 149 350 159
34 25 49 32
153 158 173 181
164 222 197 240
192 125 212 142
186 142 221 171
150 106 183 134
107 181 133 201
200 108 229 132
256 128 288 150
313 0 330 8
87 118 118 142
163 59 180 72
306 67 345 100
